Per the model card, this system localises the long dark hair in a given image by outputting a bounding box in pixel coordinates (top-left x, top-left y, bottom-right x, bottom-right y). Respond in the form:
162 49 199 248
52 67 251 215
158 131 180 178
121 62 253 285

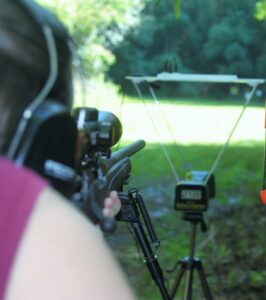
0 0 73 154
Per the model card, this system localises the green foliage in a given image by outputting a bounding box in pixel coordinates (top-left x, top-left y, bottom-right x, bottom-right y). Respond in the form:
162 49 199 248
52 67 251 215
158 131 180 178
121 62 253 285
108 0 266 98
173 0 181 19
203 5 259 76
155 0 181 19
37 0 143 77
255 0 266 20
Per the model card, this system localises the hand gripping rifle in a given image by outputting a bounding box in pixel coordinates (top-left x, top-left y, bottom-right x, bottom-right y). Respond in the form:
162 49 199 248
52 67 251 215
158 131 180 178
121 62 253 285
72 107 146 232
39 107 170 297
72 108 171 298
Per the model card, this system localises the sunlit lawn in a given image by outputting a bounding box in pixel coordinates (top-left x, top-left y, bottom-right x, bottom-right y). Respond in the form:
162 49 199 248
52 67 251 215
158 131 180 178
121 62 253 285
117 99 264 144
75 82 266 299
76 83 265 182
74 80 264 145
74 82 265 201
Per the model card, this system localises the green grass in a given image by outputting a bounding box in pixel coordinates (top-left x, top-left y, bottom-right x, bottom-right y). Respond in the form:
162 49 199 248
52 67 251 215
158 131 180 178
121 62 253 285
75 84 264 145
120 101 264 144
103 95 266 299
76 83 266 299
108 141 265 300
99 93 265 203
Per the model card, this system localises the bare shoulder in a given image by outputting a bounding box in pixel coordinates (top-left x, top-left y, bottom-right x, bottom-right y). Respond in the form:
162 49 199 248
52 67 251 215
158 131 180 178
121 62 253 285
5 187 136 300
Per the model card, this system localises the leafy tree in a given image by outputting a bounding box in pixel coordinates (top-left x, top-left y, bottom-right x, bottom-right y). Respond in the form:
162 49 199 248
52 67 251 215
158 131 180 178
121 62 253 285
37 0 143 77
255 0 266 20
203 4 258 76
108 0 266 98
108 0 190 90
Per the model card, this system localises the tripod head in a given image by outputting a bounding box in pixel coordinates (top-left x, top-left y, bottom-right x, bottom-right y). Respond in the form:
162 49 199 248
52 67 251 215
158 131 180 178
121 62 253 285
181 212 208 233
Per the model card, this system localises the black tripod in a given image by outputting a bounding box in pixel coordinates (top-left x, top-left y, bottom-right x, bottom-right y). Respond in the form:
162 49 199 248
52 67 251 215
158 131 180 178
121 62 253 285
170 213 213 300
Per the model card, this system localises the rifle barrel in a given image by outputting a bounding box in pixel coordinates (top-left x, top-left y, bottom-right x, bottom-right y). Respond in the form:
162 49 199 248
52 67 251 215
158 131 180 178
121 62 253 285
102 140 145 170
112 139 145 160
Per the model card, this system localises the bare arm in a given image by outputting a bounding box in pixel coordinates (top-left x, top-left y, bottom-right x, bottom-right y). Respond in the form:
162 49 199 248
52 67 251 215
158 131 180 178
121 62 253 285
5 188 136 300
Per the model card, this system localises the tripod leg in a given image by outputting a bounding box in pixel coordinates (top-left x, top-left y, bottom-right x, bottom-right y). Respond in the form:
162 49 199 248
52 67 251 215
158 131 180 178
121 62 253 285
131 222 171 300
183 261 194 300
170 260 187 299
194 259 213 300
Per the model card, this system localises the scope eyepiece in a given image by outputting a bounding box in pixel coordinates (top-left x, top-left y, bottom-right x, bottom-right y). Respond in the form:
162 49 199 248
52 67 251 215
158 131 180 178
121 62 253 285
73 107 122 154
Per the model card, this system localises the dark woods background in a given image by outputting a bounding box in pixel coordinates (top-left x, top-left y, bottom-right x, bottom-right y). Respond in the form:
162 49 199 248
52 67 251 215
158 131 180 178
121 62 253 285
107 0 266 99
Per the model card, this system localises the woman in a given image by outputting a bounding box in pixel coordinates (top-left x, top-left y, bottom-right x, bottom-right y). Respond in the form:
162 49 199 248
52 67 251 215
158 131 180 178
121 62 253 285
0 1 135 299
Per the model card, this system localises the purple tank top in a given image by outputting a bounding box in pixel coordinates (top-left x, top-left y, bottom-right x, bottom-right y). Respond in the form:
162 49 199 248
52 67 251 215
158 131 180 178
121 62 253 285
0 157 47 299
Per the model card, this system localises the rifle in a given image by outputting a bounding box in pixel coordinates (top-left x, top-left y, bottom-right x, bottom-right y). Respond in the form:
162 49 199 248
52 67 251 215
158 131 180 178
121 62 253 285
43 107 170 297
71 107 146 232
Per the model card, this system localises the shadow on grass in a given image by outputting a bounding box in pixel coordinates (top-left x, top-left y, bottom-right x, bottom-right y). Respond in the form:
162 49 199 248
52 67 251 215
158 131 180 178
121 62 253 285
106 141 266 300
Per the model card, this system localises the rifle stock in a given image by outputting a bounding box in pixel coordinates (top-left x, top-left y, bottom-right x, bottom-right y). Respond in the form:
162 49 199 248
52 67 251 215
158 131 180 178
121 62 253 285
76 139 146 231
